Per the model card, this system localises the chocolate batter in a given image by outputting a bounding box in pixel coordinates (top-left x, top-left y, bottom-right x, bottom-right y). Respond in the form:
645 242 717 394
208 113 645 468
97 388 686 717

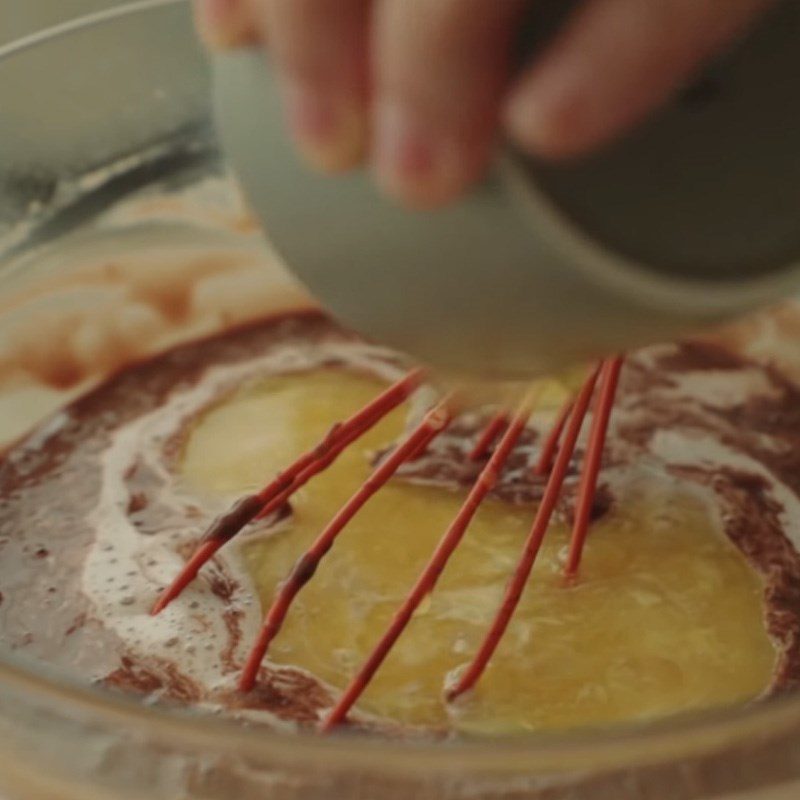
0 310 798 734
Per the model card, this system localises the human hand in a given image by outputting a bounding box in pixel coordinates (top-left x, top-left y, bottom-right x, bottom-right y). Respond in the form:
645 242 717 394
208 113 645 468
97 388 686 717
195 0 772 208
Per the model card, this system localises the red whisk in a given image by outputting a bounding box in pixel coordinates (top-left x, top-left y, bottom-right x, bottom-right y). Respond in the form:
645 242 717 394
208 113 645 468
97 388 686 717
154 356 623 730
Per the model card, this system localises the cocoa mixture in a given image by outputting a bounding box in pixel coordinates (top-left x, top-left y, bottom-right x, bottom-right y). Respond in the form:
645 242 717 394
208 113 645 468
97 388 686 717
0 310 799 733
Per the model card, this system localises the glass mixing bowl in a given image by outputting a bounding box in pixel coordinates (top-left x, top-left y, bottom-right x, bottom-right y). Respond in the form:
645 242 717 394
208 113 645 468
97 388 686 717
1 3 800 798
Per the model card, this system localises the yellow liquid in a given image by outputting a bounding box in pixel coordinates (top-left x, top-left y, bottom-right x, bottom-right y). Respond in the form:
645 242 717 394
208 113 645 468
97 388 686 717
182 369 776 734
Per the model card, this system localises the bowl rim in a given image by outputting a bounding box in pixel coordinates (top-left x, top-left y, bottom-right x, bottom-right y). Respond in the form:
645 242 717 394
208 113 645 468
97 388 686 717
3 645 800 776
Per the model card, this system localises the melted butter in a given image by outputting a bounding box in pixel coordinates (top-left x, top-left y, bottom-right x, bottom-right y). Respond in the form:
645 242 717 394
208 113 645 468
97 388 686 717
457 362 590 410
182 369 776 734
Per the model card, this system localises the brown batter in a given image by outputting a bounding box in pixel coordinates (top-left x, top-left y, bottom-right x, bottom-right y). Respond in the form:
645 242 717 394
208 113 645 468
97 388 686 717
0 309 798 734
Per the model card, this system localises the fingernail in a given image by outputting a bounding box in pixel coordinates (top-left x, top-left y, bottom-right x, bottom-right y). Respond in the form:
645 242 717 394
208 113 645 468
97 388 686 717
504 75 588 161
282 82 367 173
373 103 465 208
195 0 252 49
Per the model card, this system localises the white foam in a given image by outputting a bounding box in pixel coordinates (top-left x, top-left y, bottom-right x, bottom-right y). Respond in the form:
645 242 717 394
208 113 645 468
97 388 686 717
82 339 408 691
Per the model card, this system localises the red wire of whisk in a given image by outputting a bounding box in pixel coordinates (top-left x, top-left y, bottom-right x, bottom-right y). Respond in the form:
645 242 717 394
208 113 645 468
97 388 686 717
252 412 382 521
151 368 425 616
445 363 602 702
151 497 266 616
469 409 509 461
563 356 623 580
239 395 457 692
321 396 536 731
533 397 573 476
151 416 383 616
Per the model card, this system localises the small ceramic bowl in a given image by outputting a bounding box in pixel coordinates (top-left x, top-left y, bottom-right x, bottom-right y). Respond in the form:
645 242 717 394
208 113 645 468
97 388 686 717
213 1 800 378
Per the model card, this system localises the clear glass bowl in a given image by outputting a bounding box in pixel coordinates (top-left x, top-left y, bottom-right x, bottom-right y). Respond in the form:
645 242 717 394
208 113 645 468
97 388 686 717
1 3 800 798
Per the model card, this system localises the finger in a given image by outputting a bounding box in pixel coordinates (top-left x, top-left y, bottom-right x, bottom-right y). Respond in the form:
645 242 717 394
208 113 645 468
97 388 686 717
372 0 528 208
505 0 774 160
260 0 371 172
194 0 260 49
